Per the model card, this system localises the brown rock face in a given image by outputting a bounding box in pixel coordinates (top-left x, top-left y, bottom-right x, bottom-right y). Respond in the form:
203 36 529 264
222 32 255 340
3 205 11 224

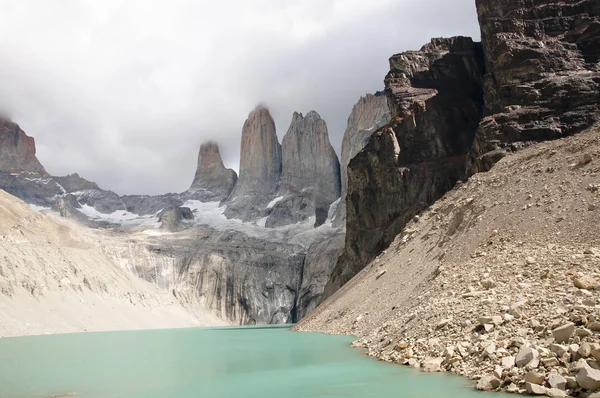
333 92 391 228
190 141 237 201
225 106 282 221
470 0 600 171
324 37 485 297
0 118 46 175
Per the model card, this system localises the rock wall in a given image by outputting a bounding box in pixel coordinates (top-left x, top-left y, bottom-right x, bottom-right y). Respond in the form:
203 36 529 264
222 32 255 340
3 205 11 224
470 0 600 172
324 37 486 297
0 118 46 175
333 92 391 228
189 141 237 201
266 111 341 228
225 106 282 221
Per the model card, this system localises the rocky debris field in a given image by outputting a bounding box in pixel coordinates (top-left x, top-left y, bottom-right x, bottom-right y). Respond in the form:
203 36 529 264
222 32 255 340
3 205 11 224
297 126 600 396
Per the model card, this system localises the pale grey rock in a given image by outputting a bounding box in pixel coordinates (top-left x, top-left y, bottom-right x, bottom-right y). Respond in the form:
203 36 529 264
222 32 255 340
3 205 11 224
525 382 547 395
516 346 539 367
333 93 391 228
548 372 567 390
577 365 600 390
552 323 575 344
189 141 237 201
225 106 282 221
476 375 501 391
159 206 194 231
525 371 545 385
422 357 443 372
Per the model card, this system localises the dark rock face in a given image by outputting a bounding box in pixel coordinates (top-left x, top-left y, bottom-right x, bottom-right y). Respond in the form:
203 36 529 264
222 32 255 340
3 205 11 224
324 37 486 297
470 0 600 172
266 111 341 228
0 118 46 175
225 106 282 221
333 93 391 228
190 141 237 201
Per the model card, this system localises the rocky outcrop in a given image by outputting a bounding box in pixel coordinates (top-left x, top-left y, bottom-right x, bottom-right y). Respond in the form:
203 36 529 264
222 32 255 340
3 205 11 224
189 141 237 201
324 37 486 297
470 0 600 172
158 206 194 231
333 93 391 228
266 111 341 228
0 118 46 175
225 106 282 221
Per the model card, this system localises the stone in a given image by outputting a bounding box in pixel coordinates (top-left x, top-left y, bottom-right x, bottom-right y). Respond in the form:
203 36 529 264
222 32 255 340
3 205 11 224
550 344 569 357
158 206 194 231
577 365 600 390
525 371 545 385
565 376 578 389
577 328 593 338
225 106 282 221
542 357 560 368
189 141 237 201
333 93 391 228
526 257 537 265
502 355 516 369
525 382 547 395
479 315 503 325
476 375 501 391
548 372 567 390
516 346 539 367
580 342 593 358
546 389 567 398
589 322 600 332
552 323 575 344
574 275 599 290
482 342 496 358
422 357 443 373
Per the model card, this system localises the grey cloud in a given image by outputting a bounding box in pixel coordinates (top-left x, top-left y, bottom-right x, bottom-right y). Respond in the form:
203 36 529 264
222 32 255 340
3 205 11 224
0 0 480 195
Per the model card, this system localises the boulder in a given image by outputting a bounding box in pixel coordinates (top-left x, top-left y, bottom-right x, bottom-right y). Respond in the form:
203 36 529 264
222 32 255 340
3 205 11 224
476 375 501 391
552 323 575 344
577 365 600 390
516 346 539 368
574 275 599 290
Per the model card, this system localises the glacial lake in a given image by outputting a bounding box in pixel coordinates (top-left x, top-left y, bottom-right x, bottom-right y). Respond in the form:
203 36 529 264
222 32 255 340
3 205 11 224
0 325 511 398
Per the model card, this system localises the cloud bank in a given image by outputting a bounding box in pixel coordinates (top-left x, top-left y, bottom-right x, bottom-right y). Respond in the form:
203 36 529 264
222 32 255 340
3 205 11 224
0 0 480 194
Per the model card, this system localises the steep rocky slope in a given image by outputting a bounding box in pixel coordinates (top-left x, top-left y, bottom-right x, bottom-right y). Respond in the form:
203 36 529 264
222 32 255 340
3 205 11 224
297 124 600 396
0 118 46 175
333 92 391 228
0 190 225 337
470 0 600 172
324 37 486 298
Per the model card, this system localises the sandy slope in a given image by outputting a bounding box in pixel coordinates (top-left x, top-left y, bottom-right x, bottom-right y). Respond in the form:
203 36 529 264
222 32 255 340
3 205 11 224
0 190 226 337
297 126 600 395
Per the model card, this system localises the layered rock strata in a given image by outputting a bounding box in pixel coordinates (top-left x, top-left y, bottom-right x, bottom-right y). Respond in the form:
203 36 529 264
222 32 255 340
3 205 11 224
324 37 486 297
470 0 600 172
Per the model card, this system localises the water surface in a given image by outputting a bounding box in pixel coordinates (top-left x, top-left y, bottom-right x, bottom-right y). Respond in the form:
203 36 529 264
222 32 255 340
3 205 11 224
0 326 510 397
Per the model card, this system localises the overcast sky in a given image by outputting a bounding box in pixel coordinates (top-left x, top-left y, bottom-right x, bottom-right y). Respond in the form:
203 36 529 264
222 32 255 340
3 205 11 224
0 0 480 195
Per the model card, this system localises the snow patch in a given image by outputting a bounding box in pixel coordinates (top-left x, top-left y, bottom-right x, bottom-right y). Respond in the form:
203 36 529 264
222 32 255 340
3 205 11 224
28 204 50 212
267 196 284 209
256 216 269 227
79 204 160 227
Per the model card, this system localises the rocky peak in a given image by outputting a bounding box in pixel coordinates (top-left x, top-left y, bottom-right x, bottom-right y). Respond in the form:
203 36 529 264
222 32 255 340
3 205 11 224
333 92 391 228
0 118 47 175
470 0 600 172
280 110 340 205
190 141 237 201
224 106 282 221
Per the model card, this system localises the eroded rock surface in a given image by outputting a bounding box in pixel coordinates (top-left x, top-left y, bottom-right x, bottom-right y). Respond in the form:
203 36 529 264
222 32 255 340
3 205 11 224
470 0 600 172
324 37 485 297
225 106 282 221
266 111 341 228
189 141 237 201
333 93 391 228
0 118 46 175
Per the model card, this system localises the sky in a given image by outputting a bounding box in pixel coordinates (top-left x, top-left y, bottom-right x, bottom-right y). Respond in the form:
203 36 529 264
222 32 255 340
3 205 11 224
0 0 480 195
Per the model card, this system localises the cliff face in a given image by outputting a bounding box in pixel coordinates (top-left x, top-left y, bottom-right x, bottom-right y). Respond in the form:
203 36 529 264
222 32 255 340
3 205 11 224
189 142 237 201
324 37 486 297
225 106 282 221
470 0 600 171
333 93 391 228
266 111 341 228
0 119 46 175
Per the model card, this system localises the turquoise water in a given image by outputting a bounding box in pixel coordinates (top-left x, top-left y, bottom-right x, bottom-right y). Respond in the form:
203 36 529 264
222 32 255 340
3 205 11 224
0 326 509 398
